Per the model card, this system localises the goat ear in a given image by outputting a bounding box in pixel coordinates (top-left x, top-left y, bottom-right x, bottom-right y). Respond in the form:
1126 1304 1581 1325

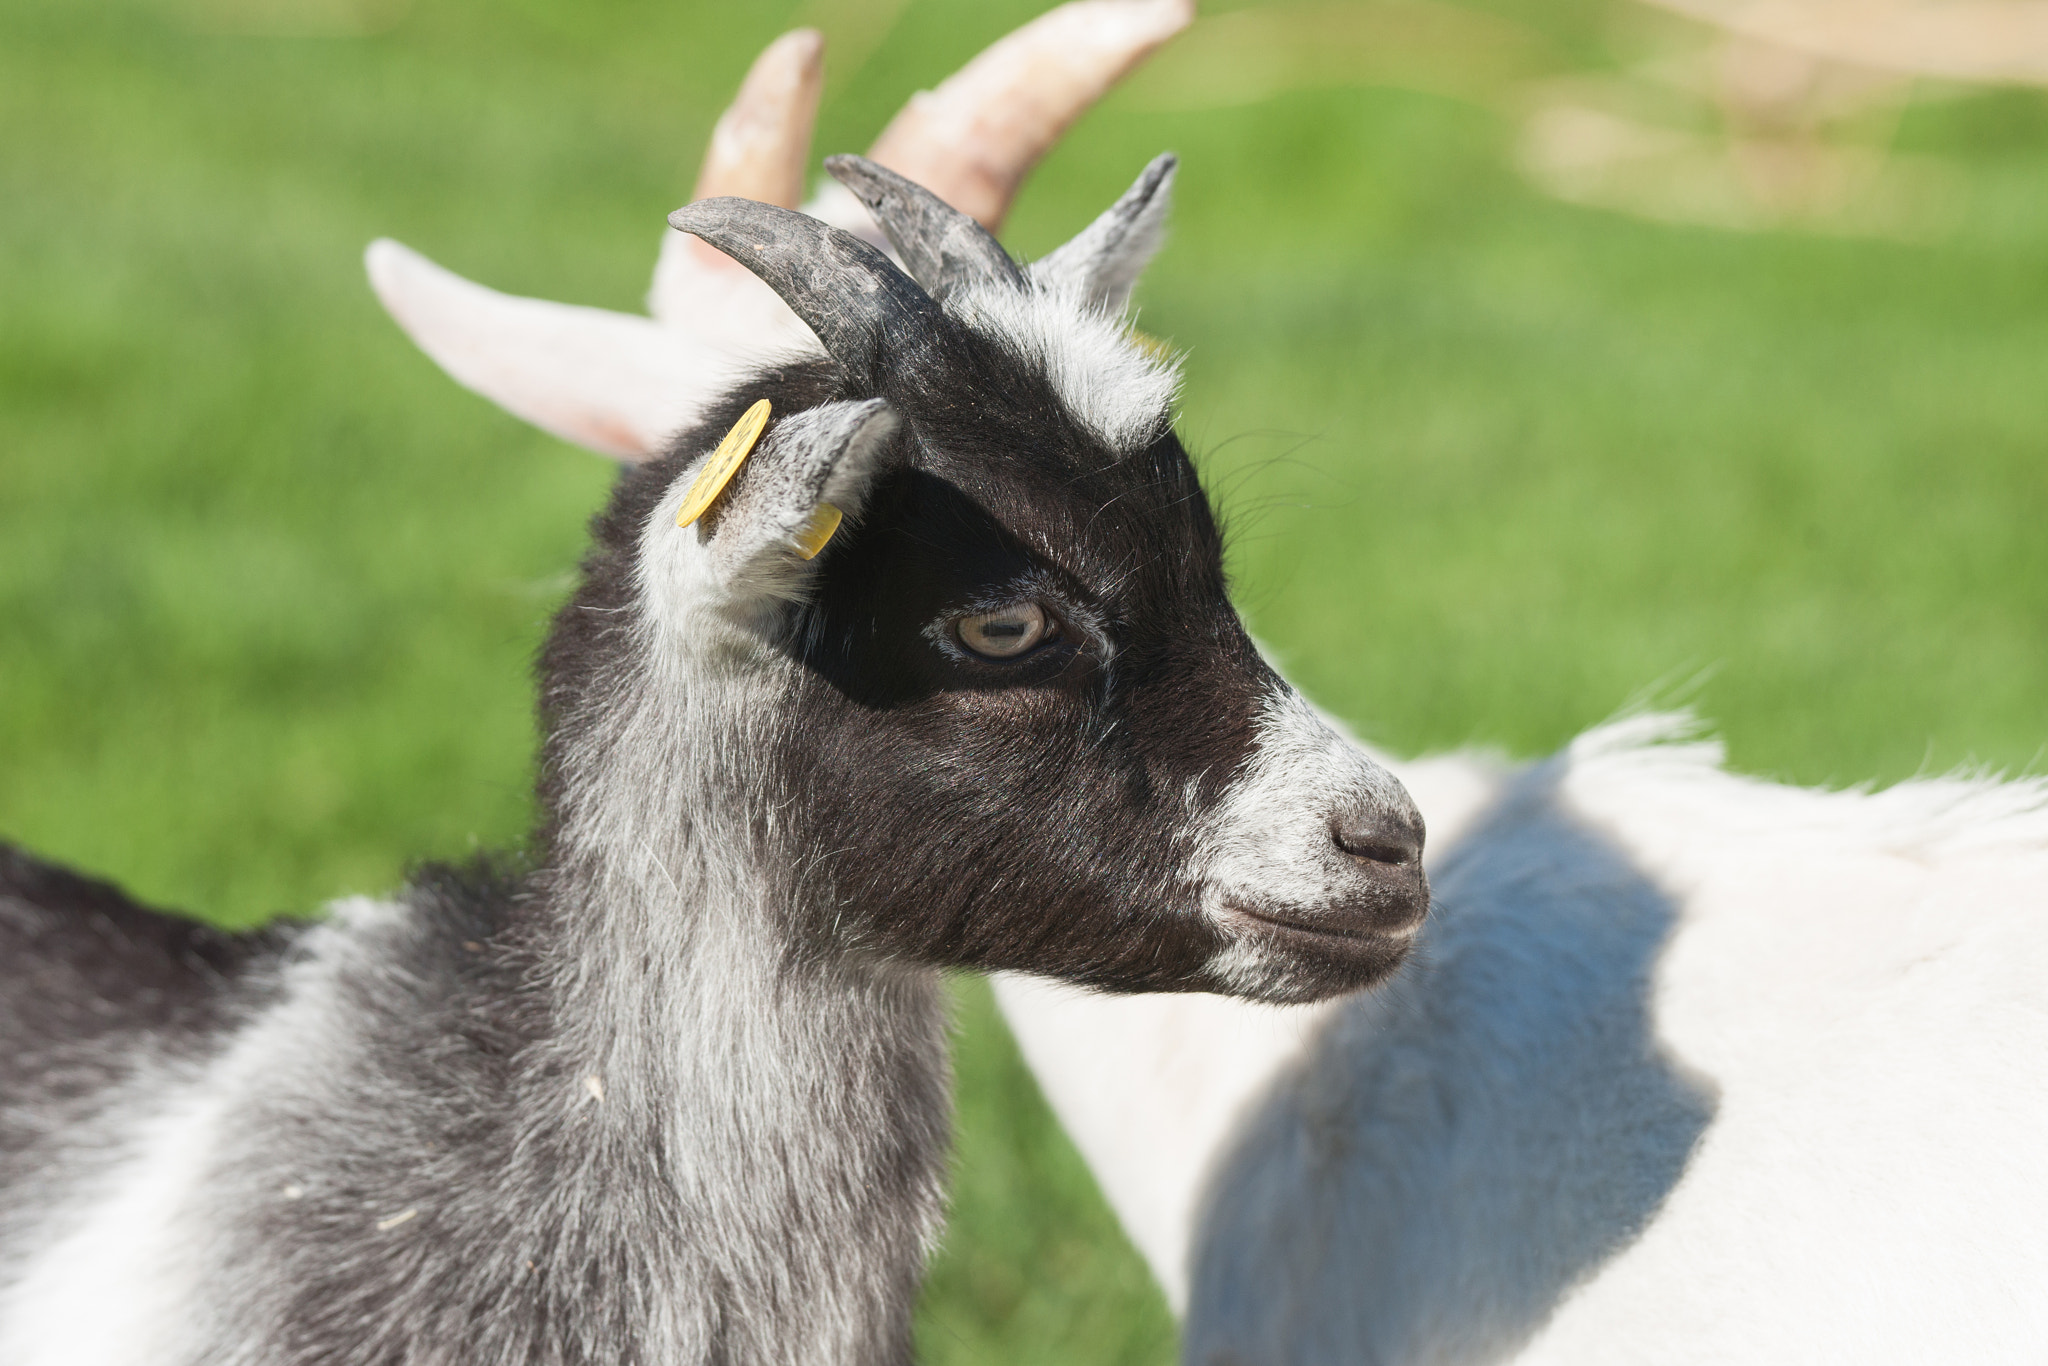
666 400 901 606
1029 153 1176 313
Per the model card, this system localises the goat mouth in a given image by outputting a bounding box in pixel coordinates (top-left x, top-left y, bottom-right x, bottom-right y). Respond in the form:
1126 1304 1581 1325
1222 901 1374 944
1214 896 1420 1001
1219 898 1421 948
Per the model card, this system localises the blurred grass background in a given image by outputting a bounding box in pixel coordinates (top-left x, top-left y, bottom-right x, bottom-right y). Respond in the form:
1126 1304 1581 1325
2 0 2045 1360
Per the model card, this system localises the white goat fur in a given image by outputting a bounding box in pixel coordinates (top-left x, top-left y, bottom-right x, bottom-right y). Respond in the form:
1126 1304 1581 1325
998 713 2048 1361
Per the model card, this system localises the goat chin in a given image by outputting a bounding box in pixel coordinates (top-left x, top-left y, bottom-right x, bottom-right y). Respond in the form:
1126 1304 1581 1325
997 711 2048 1364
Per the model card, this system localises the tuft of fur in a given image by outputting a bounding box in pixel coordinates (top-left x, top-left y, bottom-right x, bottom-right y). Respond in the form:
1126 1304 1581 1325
947 282 1181 452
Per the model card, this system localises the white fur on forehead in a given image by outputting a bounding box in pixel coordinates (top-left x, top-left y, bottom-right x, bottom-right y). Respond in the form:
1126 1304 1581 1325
946 282 1181 452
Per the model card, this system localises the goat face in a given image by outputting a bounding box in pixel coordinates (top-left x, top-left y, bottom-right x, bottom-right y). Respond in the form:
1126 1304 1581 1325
574 158 1425 1005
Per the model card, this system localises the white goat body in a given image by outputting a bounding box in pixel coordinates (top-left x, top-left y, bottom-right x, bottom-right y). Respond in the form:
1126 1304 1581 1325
999 715 2048 1362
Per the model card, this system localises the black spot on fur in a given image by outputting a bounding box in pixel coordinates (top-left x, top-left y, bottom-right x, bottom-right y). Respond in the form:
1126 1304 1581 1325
0 843 289 1075
0 843 291 1232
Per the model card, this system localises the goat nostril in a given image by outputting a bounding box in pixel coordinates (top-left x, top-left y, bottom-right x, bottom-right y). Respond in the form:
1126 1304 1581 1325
1331 812 1423 867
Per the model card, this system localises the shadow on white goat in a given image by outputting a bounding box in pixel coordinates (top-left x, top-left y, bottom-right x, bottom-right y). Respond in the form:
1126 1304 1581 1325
1002 715 2048 1362
365 7 2048 1360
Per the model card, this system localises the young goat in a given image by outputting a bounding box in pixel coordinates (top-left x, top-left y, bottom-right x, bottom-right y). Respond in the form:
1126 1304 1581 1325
368 11 2048 1361
0 112 1431 1366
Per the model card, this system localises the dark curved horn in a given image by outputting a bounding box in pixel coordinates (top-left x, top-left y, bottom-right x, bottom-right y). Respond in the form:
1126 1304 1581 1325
667 197 947 386
822 155 1025 298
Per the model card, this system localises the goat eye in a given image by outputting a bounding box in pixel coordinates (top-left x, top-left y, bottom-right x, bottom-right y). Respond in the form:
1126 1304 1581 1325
956 603 1051 659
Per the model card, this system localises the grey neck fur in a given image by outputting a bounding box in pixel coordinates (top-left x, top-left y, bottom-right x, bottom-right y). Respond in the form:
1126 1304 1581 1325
520 658 953 1364
86 614 955 1366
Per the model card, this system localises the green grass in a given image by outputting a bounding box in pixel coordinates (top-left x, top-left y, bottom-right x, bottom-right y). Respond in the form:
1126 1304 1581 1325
4 0 2047 1360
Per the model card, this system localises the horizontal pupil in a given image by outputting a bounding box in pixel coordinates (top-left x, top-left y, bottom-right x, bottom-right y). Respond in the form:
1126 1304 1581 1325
959 606 1049 661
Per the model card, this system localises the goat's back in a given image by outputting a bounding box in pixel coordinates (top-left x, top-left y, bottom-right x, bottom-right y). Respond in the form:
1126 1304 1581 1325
0 844 285 1204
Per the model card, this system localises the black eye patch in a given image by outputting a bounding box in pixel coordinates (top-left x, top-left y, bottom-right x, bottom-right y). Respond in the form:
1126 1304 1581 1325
790 469 1086 706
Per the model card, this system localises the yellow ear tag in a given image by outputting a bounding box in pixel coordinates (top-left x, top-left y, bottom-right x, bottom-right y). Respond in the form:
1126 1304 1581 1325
676 399 772 529
792 503 842 561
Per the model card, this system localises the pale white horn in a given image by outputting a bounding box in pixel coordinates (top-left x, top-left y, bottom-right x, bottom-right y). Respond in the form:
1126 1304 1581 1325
366 238 746 459
366 5 1195 461
651 28 827 326
864 0 1195 231
693 27 823 207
